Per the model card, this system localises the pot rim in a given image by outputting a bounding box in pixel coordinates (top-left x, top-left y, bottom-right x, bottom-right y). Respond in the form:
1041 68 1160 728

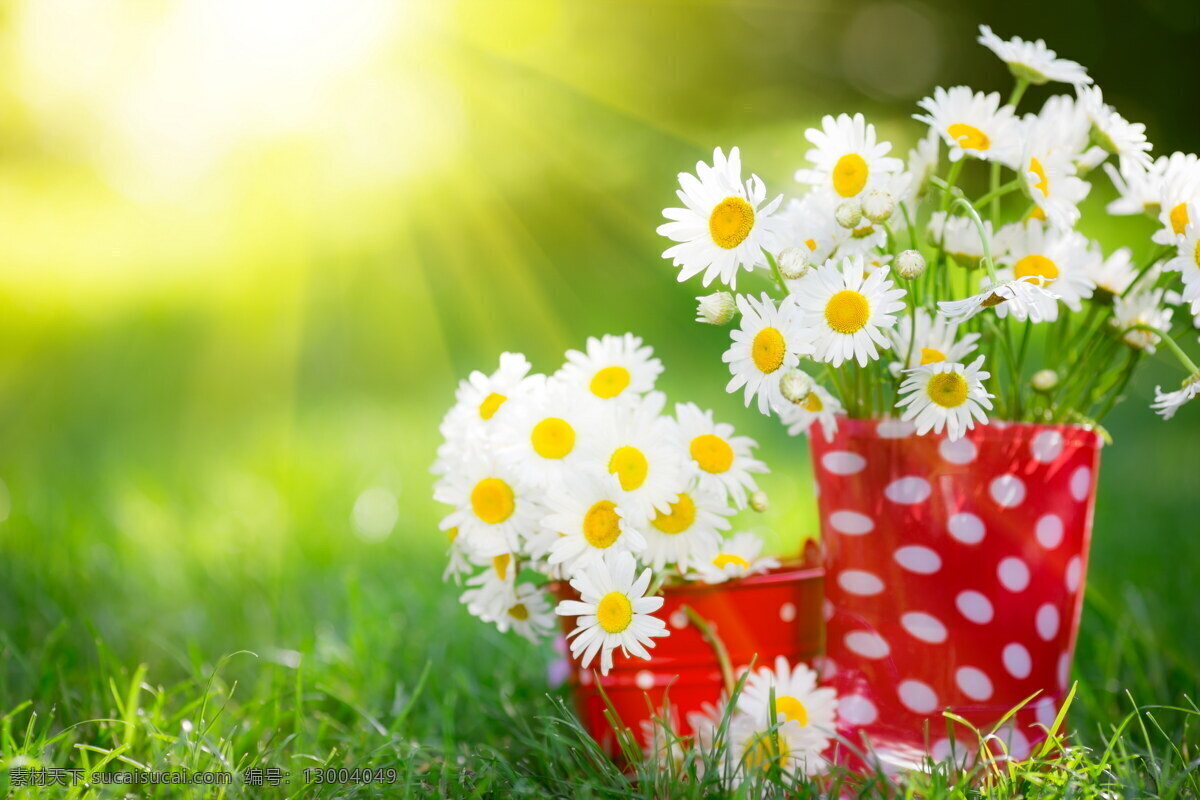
826 415 1103 441
549 560 823 599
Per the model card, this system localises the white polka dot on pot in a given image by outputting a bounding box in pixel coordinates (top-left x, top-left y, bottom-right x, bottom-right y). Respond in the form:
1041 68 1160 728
897 680 939 714
884 476 932 504
1070 467 1092 502
1036 514 1064 549
894 545 942 575
821 451 867 475
1002 643 1032 679
829 510 874 535
989 474 1026 508
1030 430 1064 463
1035 697 1057 728
779 602 796 622
900 611 948 643
947 512 985 544
938 437 977 465
838 694 879 726
1057 652 1072 689
838 570 885 596
823 598 835 621
844 631 890 659
635 670 655 690
955 666 994 701
998 557 1031 592
1065 556 1082 592
669 610 689 629
876 419 915 438
1036 603 1060 641
956 590 994 624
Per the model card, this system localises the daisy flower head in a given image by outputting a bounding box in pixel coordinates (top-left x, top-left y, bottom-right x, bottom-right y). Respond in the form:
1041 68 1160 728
939 276 1060 324
1105 156 1167 217
459 552 519 622
1077 85 1153 176
493 583 557 643
776 383 843 442
896 355 994 441
443 528 472 583
723 293 812 415
887 308 980 374
836 173 915 257
927 211 994 270
1033 95 1091 160
692 531 780 584
545 470 646 575
915 86 1021 167
555 549 668 675
994 221 1095 313
1152 372 1200 420
1112 289 1174 353
907 128 940 196
585 391 686 520
1086 245 1138 299
1162 202 1200 308
674 402 768 508
779 193 847 266
556 333 664 403
434 352 534 475
493 378 599 489
793 255 907 368
736 657 838 776
1019 118 1091 228
795 113 903 199
434 455 545 558
977 25 1091 86
641 483 732 572
658 146 784 288
1154 157 1200 246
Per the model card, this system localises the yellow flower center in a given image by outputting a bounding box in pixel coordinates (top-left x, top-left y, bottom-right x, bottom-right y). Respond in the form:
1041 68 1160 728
582 500 622 549
947 122 990 151
470 478 515 524
651 494 697 535
1013 254 1059 286
530 417 575 459
774 696 809 727
689 433 734 474
805 237 818 251
608 446 649 491
803 392 824 412
709 197 755 249
447 527 458 542
832 153 869 197
596 591 633 633
919 347 947 365
927 372 970 408
507 603 529 620
824 289 871 334
712 553 750 570
479 392 506 420
751 327 786 374
590 366 631 399
492 553 511 580
1194 239 1200 268
1027 206 1047 222
851 225 875 239
743 732 785 771
1029 157 1050 197
1171 202 1190 236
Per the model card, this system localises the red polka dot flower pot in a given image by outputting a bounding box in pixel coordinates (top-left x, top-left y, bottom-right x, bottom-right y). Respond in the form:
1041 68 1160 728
555 562 824 757
809 418 1102 769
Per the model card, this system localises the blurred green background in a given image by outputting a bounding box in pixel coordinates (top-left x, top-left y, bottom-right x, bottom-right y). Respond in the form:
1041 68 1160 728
0 0 1197 779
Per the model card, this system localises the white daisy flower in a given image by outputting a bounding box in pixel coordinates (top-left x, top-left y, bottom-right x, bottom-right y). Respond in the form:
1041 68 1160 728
585 391 686 520
735 657 838 777
928 211 994 270
1152 372 1200 420
994 222 1095 313
1019 115 1091 229
835 173 915 257
793 255 907 368
658 146 784 288
686 698 728 755
778 193 847 266
1077 85 1153 177
641 483 732 572
545 471 646 575
555 549 668 675
938 276 1060 324
1154 157 1200 246
795 113 903 199
907 128 940 196
434 456 545 558
723 293 812 415
977 25 1091 86
896 356 994 442
887 308 980 374
443 528 473 583
460 552 519 622
1112 289 1174 353
639 718 687 770
674 402 768 509
1086 245 1138 298
1163 202 1200 309
1105 157 1167 217
433 352 534 476
1033 95 1092 161
493 378 599 489
776 383 843 442
915 86 1021 167
691 532 780 584
556 333 664 403
494 583 557 643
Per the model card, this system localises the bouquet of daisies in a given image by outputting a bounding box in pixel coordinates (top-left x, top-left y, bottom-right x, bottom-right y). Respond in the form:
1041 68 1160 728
658 25 1200 441
431 336 782 675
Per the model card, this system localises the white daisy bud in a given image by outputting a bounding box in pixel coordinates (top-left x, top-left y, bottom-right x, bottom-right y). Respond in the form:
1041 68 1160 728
834 198 863 229
778 247 811 280
749 490 769 513
695 292 736 325
861 189 895 223
1031 369 1058 393
779 369 815 405
896 249 926 280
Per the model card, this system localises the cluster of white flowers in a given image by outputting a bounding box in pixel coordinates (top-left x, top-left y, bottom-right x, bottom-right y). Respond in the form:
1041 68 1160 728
432 336 780 674
659 25 1200 433
643 658 838 781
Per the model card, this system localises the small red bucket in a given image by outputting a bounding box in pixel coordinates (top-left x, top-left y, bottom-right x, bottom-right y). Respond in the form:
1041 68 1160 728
809 418 1102 769
557 562 825 755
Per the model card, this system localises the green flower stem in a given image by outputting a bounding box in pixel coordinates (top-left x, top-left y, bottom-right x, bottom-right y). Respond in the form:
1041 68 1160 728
763 248 788 296
1121 245 1173 299
975 178 1024 212
1008 78 1030 110
1092 350 1142 421
680 605 735 698
983 315 1020 417
1123 323 1200 374
950 197 999 283
900 200 919 250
